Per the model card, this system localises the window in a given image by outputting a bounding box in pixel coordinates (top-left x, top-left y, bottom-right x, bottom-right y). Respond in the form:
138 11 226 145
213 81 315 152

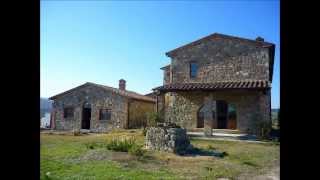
190 62 198 78
99 109 111 120
63 107 74 118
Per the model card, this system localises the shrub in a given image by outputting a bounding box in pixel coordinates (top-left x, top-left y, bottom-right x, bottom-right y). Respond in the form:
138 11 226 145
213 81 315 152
207 144 216 150
278 109 280 129
105 136 146 157
85 142 104 149
142 127 148 136
128 144 146 157
72 129 81 136
106 137 136 152
146 112 162 127
257 121 272 140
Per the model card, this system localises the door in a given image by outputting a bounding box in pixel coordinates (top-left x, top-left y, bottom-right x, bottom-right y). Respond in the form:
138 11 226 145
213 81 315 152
82 108 91 129
217 100 228 129
197 110 204 128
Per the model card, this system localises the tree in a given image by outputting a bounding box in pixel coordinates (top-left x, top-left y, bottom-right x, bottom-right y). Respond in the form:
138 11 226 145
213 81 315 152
278 109 280 129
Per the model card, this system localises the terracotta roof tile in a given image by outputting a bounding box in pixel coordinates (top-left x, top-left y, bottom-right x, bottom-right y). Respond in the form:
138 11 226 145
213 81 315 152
153 80 270 92
49 82 156 102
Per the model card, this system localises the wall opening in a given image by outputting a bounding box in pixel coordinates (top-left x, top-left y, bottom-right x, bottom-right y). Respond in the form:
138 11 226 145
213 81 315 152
216 101 237 129
81 103 91 129
227 103 237 129
197 105 205 128
217 100 228 129
197 100 237 130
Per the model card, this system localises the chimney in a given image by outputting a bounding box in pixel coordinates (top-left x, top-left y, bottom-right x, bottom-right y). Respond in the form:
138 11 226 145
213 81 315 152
255 36 264 42
119 79 126 91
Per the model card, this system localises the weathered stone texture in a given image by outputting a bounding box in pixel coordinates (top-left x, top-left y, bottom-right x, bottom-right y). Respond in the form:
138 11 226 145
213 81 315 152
145 126 190 153
159 90 267 133
156 34 274 135
128 99 155 128
163 67 171 85
52 85 128 132
169 38 270 83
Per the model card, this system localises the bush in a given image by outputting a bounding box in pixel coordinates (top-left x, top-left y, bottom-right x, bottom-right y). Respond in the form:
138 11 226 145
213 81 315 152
278 109 280 129
105 136 146 157
207 144 216 150
142 127 147 136
146 112 162 127
257 121 272 140
85 142 104 149
128 144 146 157
72 129 81 136
106 137 137 152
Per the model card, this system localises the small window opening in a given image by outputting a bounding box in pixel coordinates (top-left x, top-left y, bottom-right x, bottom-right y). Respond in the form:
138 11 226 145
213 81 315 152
99 109 111 120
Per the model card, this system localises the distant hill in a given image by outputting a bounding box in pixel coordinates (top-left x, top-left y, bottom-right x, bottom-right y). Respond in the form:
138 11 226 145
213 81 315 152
271 108 280 123
40 98 53 118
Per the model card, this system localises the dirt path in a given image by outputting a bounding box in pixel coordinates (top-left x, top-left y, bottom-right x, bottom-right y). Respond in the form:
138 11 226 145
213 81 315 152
250 166 279 180
236 162 280 180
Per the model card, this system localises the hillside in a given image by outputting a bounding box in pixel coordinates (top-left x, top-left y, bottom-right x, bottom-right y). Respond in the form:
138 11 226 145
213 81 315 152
40 98 52 118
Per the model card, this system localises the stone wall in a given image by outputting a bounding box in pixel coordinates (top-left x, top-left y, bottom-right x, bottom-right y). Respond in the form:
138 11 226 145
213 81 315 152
163 67 171 85
169 37 271 83
128 99 155 128
52 85 128 132
145 126 190 153
159 90 269 134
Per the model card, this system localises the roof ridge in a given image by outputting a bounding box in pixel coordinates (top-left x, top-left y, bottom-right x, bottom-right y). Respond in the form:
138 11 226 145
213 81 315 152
166 32 275 57
50 82 155 102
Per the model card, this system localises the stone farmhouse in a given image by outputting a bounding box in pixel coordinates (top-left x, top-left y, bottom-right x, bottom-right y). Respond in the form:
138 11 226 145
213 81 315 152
152 33 275 135
49 80 155 132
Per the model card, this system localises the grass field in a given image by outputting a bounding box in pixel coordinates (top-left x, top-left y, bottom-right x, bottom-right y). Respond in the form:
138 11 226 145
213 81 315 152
40 129 279 180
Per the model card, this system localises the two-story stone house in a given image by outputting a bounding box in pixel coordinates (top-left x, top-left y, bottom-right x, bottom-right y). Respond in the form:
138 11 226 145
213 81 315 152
153 33 275 135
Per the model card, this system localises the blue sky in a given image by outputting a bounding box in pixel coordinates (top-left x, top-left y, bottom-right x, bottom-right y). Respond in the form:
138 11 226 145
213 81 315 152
41 1 280 108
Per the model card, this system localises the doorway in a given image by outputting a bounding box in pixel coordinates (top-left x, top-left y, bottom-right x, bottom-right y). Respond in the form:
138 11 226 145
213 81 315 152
197 100 237 129
82 107 91 129
217 100 228 129
197 107 204 128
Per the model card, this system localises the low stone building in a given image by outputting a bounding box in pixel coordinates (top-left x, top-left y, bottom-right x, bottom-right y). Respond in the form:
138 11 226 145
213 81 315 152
49 79 155 132
153 33 275 135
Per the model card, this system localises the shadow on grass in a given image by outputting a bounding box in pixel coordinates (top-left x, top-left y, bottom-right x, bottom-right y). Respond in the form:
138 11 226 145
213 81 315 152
243 161 259 167
177 146 228 158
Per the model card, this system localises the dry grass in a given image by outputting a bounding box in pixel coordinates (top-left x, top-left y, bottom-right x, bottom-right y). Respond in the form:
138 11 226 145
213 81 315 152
41 129 279 180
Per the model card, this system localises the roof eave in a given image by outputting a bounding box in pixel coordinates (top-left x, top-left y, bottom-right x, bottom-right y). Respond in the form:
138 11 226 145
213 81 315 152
48 82 91 100
155 87 270 93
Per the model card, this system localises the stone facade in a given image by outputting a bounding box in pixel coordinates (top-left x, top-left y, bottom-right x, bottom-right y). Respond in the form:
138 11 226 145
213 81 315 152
128 99 155 128
145 126 190 153
155 33 275 135
168 36 272 84
50 82 155 132
158 90 270 134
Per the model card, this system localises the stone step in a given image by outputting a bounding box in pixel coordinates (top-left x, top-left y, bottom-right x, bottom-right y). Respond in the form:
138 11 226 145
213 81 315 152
187 131 258 141
189 128 243 134
189 136 267 144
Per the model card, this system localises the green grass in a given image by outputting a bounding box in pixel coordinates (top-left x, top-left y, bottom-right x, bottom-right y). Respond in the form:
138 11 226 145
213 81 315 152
41 129 279 180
